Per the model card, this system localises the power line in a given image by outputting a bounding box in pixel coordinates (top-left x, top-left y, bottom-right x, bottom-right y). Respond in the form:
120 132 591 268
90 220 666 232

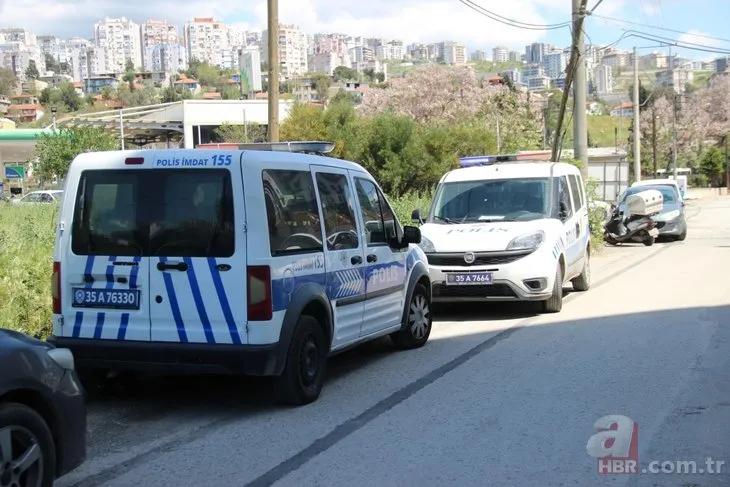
458 0 572 30
590 13 730 44
620 30 730 55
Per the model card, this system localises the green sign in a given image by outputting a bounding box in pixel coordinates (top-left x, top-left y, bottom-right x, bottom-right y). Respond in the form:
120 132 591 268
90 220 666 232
4 165 25 179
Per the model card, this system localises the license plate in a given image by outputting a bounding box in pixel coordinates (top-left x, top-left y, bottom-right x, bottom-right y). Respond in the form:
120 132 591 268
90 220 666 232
446 272 493 285
72 288 140 310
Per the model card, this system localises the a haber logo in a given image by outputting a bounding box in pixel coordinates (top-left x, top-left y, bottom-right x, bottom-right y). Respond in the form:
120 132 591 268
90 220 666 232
586 415 639 474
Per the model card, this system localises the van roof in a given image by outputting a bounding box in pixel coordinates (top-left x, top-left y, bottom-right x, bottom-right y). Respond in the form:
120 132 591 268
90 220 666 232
68 149 370 174
441 161 580 183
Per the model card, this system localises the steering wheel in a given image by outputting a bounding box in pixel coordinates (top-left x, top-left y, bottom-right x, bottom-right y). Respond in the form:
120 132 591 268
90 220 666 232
279 233 322 251
327 230 358 249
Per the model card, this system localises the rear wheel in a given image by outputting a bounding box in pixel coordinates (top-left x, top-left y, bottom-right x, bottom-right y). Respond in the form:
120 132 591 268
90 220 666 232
391 284 432 350
274 315 328 406
0 403 56 487
542 265 564 313
643 235 655 246
571 251 591 292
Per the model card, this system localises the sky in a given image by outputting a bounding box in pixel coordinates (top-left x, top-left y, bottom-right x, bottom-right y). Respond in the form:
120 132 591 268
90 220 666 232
0 0 728 61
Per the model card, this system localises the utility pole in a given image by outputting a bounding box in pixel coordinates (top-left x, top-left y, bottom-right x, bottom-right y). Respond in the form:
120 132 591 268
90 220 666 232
725 134 728 191
671 93 679 180
266 0 280 142
651 107 658 178
572 0 588 173
632 47 641 183
551 0 588 163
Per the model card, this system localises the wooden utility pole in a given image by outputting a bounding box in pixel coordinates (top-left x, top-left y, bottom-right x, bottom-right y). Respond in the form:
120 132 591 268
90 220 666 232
651 107 658 178
267 0 280 142
550 0 588 163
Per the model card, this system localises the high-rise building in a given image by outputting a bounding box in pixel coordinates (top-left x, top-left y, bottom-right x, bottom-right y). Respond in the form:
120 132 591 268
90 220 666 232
0 28 45 81
239 47 262 95
37 36 69 68
440 41 466 65
492 45 509 63
543 51 567 79
94 17 143 73
140 20 185 73
593 64 613 94
184 17 230 68
263 24 308 79
524 42 553 65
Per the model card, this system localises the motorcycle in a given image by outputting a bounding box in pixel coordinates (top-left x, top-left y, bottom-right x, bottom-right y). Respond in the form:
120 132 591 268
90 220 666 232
603 207 660 247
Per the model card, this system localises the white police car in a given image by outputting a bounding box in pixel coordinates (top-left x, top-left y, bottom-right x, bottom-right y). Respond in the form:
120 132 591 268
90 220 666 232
48 141 432 405
411 153 591 313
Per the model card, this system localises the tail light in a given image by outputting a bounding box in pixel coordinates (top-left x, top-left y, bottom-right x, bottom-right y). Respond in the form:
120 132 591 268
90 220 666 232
125 157 144 165
247 266 272 321
51 261 61 314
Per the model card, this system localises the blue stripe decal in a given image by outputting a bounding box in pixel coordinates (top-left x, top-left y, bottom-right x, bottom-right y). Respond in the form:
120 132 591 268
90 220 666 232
72 311 84 338
117 313 130 340
160 257 188 343
272 273 327 312
93 312 105 339
207 258 241 344
184 257 215 344
129 256 141 288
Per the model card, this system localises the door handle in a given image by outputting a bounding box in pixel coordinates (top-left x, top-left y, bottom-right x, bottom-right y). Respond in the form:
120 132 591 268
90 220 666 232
366 254 377 263
350 255 362 265
157 261 188 272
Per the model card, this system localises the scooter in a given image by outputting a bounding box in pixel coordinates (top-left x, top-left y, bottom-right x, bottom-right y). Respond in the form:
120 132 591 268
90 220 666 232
603 206 659 246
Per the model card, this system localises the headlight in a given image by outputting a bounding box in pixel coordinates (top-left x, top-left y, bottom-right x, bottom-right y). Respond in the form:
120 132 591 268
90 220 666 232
47 348 75 371
506 231 545 251
418 236 436 253
655 209 680 221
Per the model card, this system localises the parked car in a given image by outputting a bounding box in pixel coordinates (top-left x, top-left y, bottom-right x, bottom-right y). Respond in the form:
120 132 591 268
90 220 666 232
616 184 687 241
0 329 86 487
11 190 64 205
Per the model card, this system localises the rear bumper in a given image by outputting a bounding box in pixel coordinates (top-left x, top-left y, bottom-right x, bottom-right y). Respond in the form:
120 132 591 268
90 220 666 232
47 337 281 376
54 371 87 478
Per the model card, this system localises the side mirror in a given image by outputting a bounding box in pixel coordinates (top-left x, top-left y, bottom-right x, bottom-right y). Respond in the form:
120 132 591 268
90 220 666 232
401 225 421 245
411 208 423 224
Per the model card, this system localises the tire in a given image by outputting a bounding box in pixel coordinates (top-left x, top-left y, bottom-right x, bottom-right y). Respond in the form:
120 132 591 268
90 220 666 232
542 265 563 313
643 235 655 246
571 250 591 292
274 315 328 406
391 283 432 350
0 402 56 487
677 226 687 241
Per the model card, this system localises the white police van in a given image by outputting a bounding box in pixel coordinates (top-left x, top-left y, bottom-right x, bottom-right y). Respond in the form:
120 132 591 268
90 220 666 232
411 153 590 313
48 142 432 405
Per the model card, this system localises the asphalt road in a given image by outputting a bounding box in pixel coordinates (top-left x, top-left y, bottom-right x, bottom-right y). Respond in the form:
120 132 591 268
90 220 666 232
57 196 730 487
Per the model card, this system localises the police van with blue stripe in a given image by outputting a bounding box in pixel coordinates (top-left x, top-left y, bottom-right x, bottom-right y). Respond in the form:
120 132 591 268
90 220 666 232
48 142 432 405
411 153 591 313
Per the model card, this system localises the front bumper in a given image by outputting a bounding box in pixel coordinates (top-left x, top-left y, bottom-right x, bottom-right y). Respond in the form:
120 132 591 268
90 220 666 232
47 337 281 376
426 248 556 303
654 218 685 236
53 370 87 478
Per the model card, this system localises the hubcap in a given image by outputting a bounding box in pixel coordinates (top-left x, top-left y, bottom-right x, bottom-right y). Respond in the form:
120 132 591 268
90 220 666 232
299 335 319 387
0 426 43 487
409 294 431 340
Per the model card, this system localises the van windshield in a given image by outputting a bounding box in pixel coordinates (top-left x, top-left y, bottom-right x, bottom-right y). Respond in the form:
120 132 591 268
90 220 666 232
431 178 551 223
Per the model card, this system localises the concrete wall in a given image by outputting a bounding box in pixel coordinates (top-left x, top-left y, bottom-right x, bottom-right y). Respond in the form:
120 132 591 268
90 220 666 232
181 100 294 149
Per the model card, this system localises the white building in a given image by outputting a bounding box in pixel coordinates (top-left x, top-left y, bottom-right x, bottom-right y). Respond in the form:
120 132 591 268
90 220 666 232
349 45 374 63
144 44 187 74
655 69 694 94
593 64 613 94
69 46 107 82
441 41 466 65
263 24 308 79
184 17 230 68
492 46 509 63
37 36 69 66
375 42 405 61
141 20 182 72
0 28 44 82
94 17 143 73
310 52 349 75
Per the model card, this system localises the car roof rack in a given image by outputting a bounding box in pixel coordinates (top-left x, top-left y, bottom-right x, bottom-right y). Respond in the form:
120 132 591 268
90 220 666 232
238 141 335 155
458 151 553 167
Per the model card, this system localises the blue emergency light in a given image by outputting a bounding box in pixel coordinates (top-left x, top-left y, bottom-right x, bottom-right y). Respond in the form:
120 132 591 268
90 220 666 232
459 154 519 167
238 141 335 155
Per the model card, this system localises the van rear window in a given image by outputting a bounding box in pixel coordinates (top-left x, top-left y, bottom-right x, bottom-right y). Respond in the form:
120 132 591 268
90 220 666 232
71 169 234 257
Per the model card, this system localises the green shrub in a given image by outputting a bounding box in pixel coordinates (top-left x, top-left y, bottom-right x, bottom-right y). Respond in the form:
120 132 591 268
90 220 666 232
390 190 434 225
0 203 59 339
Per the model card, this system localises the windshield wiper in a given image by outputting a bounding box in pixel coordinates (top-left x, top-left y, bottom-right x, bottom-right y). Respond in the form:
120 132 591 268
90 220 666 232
433 215 459 224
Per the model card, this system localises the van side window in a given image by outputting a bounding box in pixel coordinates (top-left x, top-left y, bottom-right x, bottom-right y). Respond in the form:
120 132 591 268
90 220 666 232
355 178 387 245
151 171 235 257
71 172 141 256
316 172 359 250
262 169 323 256
377 188 401 242
568 174 582 210
558 176 574 219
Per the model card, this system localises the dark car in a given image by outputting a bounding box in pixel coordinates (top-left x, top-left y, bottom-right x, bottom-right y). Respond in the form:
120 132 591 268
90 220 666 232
0 329 86 487
617 184 687 241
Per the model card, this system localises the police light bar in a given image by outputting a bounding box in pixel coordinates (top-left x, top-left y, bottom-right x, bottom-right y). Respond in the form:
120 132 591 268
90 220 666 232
459 151 552 167
237 141 335 155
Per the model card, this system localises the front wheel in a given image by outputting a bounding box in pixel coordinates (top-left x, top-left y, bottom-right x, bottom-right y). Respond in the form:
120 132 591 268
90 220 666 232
391 283 432 350
274 315 328 406
542 265 564 313
0 403 56 487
